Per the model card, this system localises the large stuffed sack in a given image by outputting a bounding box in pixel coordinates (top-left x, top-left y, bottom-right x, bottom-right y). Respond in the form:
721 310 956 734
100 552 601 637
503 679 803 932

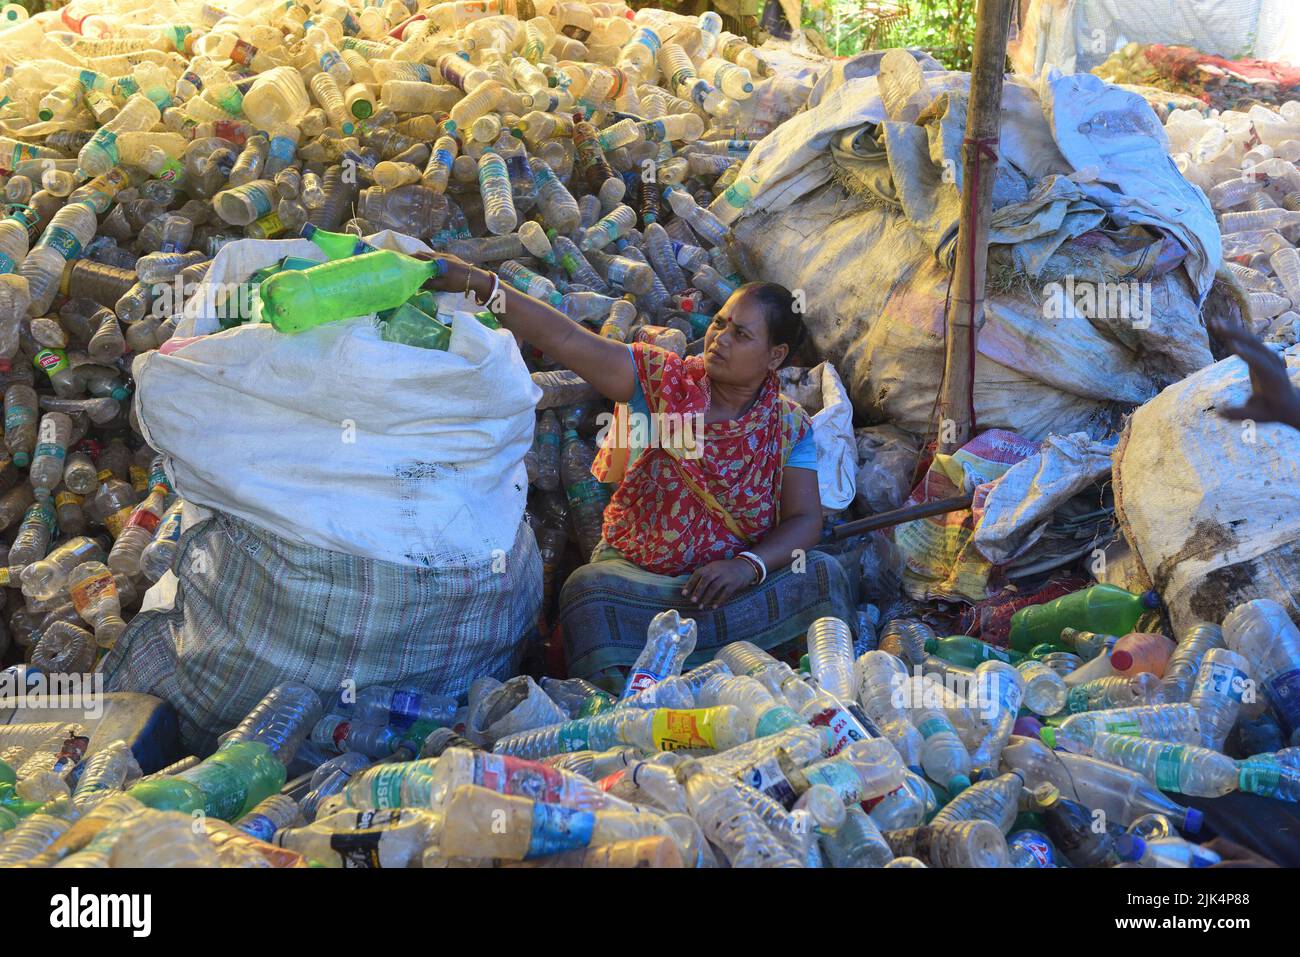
1114 351 1300 635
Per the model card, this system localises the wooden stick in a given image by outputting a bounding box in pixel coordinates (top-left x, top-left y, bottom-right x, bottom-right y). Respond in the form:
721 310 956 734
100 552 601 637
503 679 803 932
937 0 1015 454
827 493 974 540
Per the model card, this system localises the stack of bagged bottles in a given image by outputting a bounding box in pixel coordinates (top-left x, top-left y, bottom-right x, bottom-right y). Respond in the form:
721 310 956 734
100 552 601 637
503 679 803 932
0 586 1296 868
1163 98 1300 343
0 0 812 617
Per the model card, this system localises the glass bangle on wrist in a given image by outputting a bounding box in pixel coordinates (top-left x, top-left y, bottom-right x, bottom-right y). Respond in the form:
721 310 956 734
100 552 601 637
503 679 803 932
736 551 767 585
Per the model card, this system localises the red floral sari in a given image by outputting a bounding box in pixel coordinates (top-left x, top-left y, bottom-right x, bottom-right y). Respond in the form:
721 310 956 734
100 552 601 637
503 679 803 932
592 344 811 576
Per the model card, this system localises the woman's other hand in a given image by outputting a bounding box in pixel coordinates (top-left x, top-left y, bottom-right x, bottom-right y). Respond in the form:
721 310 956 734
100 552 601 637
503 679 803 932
1210 317 1300 430
683 559 757 609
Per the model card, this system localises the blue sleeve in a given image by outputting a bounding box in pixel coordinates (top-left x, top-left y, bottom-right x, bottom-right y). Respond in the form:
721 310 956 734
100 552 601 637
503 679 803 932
626 345 649 417
785 423 818 471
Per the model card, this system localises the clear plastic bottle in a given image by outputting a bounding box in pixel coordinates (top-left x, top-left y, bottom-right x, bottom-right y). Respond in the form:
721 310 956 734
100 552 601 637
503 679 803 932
806 616 856 702
1043 702 1202 753
218 683 322 767
883 820 1009 868
139 498 184 582
21 536 106 601
492 705 749 760
913 706 973 793
781 736 904 808
932 770 1024 832
70 739 141 814
106 484 170 577
1066 673 1159 714
1223 598 1300 739
1016 658 1068 716
234 793 304 844
342 685 458 731
21 202 99 316
621 608 698 699
559 426 610 559
66 560 127 648
1189 647 1253 751
1154 623 1224 703
274 806 438 867
309 714 403 759
676 762 799 867
1087 732 1238 797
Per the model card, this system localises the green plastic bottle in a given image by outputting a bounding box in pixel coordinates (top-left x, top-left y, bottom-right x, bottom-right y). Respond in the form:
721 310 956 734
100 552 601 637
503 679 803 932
379 301 451 351
299 223 375 260
258 249 444 333
128 740 285 821
1008 585 1159 653
925 635 1022 668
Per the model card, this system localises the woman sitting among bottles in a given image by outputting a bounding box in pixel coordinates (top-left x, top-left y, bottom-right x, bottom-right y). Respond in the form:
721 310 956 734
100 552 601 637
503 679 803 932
429 256 856 685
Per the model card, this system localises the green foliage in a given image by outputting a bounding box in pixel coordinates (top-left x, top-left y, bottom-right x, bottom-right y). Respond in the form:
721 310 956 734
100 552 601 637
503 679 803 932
805 0 978 70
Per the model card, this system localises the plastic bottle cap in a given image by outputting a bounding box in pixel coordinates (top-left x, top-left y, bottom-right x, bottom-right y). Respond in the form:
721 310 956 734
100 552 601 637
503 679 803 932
1141 590 1161 609
1184 807 1204 834
924 637 938 654
1039 726 1057 749
1116 833 1145 861
12 452 28 468
1110 650 1133 671
111 387 129 401
947 774 971 794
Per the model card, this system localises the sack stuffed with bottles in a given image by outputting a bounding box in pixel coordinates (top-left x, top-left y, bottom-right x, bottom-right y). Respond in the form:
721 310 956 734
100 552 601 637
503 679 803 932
113 230 545 752
777 361 857 511
1114 353 1300 636
134 229 541 567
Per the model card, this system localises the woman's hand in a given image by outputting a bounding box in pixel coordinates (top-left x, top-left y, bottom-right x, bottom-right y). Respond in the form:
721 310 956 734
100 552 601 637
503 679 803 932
413 252 487 297
683 559 758 609
1210 317 1300 430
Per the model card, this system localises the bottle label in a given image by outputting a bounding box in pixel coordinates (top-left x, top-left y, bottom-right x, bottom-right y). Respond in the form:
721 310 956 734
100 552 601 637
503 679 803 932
104 504 135 538
624 669 661 696
1266 667 1300 734
361 765 412 808
55 491 84 508
167 25 194 53
125 508 162 534
229 38 258 66
753 705 799 737
330 826 384 867
1199 662 1251 703
181 70 205 93
471 752 566 803
269 136 296 162
69 568 116 612
96 469 114 482
557 720 590 753
1101 719 1140 736
744 754 798 807
525 803 594 858
33 442 65 463
239 811 277 843
386 690 421 729
1237 762 1281 796
4 404 31 431
651 708 718 751
802 758 866 805
1153 744 1185 791
34 349 70 376
916 717 949 740
39 226 83 262
806 706 866 756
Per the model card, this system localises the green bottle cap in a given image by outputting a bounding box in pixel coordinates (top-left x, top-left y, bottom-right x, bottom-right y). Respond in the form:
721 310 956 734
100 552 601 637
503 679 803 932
1040 727 1057 749
924 638 938 655
12 452 28 468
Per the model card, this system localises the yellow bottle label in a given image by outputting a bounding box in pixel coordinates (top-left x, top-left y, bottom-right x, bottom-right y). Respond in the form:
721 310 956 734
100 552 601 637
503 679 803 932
104 505 134 538
129 465 148 492
55 491 83 508
96 469 114 482
651 708 720 751
70 568 115 609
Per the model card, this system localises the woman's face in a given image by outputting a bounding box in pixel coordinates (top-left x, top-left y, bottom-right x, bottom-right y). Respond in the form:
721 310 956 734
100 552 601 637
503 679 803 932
703 290 788 388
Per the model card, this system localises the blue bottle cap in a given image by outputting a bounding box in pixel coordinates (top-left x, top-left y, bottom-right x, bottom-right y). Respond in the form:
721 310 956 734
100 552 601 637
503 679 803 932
1183 807 1204 834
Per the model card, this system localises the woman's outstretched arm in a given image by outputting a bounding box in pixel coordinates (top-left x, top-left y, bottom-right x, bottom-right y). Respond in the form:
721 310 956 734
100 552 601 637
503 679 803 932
429 255 636 403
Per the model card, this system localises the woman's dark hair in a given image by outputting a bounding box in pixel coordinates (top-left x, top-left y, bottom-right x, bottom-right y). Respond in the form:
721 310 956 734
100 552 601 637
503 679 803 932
735 281 807 361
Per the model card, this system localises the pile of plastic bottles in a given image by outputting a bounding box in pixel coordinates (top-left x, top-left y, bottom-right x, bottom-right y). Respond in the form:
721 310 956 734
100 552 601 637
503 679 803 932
0 587 1296 868
0 0 818 618
1164 99 1300 343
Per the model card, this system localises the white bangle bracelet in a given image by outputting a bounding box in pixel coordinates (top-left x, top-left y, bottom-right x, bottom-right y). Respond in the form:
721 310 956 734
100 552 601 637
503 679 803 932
738 550 767 585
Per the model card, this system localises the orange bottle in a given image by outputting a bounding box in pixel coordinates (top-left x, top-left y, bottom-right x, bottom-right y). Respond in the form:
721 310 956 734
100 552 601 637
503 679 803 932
1109 632 1177 678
